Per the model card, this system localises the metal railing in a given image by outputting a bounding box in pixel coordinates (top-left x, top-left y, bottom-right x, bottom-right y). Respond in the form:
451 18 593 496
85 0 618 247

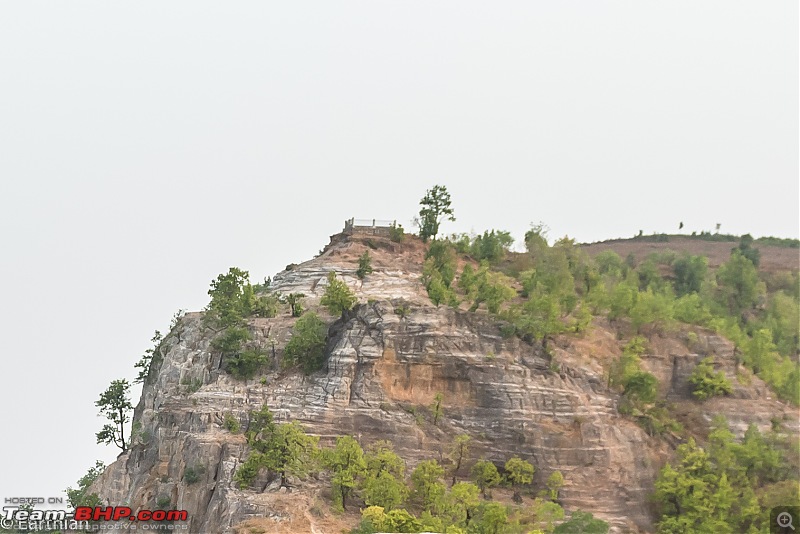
344 218 396 230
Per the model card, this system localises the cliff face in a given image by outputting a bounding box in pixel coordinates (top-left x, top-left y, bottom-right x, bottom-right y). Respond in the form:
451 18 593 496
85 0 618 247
90 234 798 533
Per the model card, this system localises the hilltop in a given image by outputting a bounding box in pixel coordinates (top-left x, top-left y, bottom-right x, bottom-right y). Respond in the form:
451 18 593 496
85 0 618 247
581 234 798 273
75 221 799 534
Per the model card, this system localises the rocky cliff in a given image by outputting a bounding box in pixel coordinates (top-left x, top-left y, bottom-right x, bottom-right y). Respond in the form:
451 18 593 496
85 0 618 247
90 232 798 533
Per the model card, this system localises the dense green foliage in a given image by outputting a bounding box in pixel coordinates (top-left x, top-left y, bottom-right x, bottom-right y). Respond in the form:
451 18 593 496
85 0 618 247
229 407 598 534
422 241 460 306
235 406 319 489
654 416 799 533
553 511 609 534
324 435 368 511
206 267 252 327
688 357 733 400
470 460 501 497
437 225 800 406
210 325 267 379
504 456 534 502
117 202 795 534
321 271 358 316
203 267 284 379
283 312 328 374
452 230 514 263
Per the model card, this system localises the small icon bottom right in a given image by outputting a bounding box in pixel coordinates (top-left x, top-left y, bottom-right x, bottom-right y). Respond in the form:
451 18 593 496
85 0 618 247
772 507 799 533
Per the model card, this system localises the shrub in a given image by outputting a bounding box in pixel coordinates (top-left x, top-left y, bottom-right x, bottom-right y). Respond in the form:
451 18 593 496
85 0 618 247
183 465 206 485
285 293 305 317
470 460 501 497
211 327 250 360
225 348 267 380
205 267 252 327
623 371 658 404
252 295 279 318
283 312 328 374
554 510 609 533
689 357 733 400
321 272 357 316
234 452 263 488
224 414 240 433
357 251 374 279
389 222 405 243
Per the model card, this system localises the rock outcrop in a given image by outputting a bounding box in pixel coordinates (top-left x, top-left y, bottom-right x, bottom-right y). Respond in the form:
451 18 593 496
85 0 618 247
90 233 798 534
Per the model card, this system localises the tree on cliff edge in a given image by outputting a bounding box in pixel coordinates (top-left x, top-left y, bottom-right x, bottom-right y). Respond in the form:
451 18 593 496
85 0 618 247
95 379 133 452
417 185 455 242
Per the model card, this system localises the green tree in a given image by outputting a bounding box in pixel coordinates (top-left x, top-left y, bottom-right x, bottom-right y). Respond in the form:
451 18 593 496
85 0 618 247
470 230 514 262
469 264 516 314
423 262 459 307
365 440 406 479
426 240 458 287
441 482 480 527
504 456 534 502
735 234 761 267
206 267 252 327
324 436 367 511
225 348 267 379
95 379 133 452
449 434 472 485
251 294 279 318
553 510 609 534
673 294 713 326
470 460 501 497
66 461 105 510
672 255 708 297
653 437 759 533
417 184 455 241
529 498 566 533
245 404 275 443
285 293 305 317
763 291 800 357
362 470 409 511
211 326 266 379
607 280 638 321
689 357 733 400
356 506 423 534
594 251 625 279
716 250 763 315
283 312 328 374
411 460 446 513
362 441 408 511
472 502 508 534
357 251 374 279
259 421 319 488
628 288 674 333
545 471 564 501
623 370 658 404
321 272 358 316
211 326 250 360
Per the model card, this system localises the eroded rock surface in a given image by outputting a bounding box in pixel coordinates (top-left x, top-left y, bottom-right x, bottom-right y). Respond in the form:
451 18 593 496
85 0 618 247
90 234 797 534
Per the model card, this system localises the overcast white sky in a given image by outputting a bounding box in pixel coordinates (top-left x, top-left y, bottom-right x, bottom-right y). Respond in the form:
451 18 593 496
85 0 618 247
0 1 797 505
